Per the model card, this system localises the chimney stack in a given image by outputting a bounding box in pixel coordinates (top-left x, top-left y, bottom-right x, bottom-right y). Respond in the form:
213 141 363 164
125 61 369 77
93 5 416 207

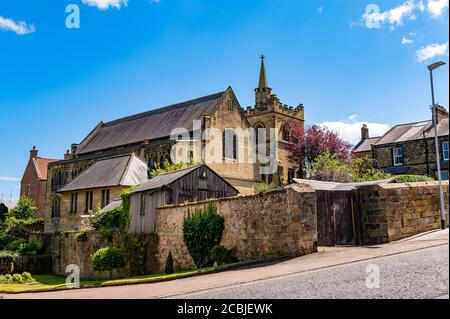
435 105 449 124
64 150 73 160
361 124 369 140
30 146 38 159
71 143 79 155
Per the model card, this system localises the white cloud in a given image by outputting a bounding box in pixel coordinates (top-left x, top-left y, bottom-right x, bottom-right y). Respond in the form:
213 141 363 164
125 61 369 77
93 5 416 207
402 36 414 44
318 115 390 145
0 16 35 35
81 0 129 10
362 1 418 29
416 42 449 62
360 0 448 29
0 176 20 182
427 0 449 18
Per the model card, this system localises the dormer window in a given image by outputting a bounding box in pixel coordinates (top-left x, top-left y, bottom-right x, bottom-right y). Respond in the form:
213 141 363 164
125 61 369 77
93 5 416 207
393 147 404 166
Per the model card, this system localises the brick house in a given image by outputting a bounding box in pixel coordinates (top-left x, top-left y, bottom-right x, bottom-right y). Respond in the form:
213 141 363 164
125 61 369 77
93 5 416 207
353 106 449 180
20 146 58 218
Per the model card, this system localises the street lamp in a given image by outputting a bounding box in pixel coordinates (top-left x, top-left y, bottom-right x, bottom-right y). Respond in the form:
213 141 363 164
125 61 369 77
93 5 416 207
427 60 447 229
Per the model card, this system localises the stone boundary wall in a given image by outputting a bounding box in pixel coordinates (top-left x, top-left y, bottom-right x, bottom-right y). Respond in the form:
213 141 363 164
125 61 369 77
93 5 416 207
155 184 318 272
46 233 158 279
358 181 449 244
0 255 52 275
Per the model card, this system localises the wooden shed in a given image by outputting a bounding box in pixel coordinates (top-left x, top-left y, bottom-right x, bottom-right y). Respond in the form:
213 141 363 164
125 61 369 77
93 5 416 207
129 164 239 234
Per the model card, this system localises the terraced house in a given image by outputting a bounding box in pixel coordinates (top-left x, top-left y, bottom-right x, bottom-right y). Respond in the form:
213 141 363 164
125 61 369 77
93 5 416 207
353 106 449 180
44 58 305 232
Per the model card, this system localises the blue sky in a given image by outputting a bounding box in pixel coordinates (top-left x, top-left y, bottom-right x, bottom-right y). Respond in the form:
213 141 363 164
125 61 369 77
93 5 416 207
0 0 449 203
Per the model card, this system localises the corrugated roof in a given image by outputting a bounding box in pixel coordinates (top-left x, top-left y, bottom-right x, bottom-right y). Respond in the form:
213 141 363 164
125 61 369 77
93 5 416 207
33 157 58 180
293 178 393 191
353 137 381 153
131 164 204 194
76 91 225 155
58 154 148 192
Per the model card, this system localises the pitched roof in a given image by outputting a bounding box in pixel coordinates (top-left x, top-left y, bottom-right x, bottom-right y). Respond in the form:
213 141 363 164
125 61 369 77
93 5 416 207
131 164 204 194
99 199 122 213
76 91 226 155
353 137 381 153
374 118 448 146
58 154 148 192
33 157 58 180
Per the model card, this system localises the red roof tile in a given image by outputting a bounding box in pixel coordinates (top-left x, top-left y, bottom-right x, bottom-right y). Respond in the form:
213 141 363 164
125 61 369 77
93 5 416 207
34 157 58 180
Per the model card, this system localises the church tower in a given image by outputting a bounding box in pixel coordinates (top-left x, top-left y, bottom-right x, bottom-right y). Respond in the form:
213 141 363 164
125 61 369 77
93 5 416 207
245 55 305 185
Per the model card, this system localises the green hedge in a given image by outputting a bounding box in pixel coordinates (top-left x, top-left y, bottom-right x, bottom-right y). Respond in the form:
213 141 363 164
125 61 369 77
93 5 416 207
393 175 434 183
92 247 126 272
183 203 224 268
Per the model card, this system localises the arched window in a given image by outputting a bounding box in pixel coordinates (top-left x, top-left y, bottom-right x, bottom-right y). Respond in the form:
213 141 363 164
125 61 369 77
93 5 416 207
222 129 237 160
281 123 290 141
254 123 265 154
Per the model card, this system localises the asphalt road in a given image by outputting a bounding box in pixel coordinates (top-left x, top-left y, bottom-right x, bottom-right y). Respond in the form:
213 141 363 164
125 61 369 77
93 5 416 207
170 245 449 299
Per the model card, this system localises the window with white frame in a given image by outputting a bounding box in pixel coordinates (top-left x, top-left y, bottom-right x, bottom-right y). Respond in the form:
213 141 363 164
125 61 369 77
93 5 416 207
393 147 404 166
442 141 449 161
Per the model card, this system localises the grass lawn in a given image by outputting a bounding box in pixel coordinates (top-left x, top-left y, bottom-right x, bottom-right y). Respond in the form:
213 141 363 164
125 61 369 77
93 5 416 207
0 260 254 294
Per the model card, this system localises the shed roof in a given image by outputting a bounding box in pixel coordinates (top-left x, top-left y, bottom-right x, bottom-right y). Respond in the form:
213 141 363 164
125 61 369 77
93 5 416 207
58 154 148 192
293 178 393 191
131 163 238 194
99 199 122 213
75 91 226 155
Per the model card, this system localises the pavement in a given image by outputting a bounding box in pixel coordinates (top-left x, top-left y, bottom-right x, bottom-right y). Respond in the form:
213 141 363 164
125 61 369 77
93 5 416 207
2 229 448 299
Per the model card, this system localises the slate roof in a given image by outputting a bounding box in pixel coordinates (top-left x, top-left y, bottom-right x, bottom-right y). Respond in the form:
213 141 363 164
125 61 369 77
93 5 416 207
75 91 226 155
353 137 381 153
99 199 122 213
374 118 449 146
33 158 58 180
131 164 204 194
58 154 148 192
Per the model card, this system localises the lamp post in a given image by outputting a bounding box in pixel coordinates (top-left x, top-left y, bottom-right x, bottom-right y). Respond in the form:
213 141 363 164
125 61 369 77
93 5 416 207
427 61 447 229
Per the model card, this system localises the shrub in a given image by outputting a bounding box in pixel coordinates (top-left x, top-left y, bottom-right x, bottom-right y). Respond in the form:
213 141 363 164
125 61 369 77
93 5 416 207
21 272 33 281
393 175 434 183
12 273 23 283
210 245 232 266
92 247 126 272
20 239 43 256
0 250 19 258
0 234 15 250
5 239 26 252
6 196 37 220
0 272 34 284
183 203 225 268
255 182 274 194
75 230 88 242
164 251 174 274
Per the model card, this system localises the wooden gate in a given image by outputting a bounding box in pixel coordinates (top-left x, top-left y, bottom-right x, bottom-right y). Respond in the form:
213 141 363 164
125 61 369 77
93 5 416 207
316 190 361 246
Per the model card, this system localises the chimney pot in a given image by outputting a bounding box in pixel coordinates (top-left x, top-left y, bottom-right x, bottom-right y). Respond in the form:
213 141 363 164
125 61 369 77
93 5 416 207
361 124 369 140
30 146 38 159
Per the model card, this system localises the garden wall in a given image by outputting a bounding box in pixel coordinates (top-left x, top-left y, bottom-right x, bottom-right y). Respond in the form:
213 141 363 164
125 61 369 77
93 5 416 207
358 181 449 244
46 233 158 279
0 255 52 275
155 184 318 272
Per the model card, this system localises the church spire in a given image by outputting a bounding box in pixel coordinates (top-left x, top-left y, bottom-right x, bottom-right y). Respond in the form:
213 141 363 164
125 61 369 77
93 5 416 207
258 55 268 89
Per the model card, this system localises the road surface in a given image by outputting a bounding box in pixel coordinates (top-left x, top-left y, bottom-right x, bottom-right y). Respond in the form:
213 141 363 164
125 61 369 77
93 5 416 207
2 229 448 299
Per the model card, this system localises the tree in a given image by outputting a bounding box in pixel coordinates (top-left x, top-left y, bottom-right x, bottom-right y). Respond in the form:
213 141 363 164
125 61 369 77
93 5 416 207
289 124 353 177
6 196 37 220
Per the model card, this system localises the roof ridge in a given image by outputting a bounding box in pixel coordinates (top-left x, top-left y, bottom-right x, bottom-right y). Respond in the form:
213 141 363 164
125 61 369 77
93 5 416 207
157 163 204 176
104 91 225 127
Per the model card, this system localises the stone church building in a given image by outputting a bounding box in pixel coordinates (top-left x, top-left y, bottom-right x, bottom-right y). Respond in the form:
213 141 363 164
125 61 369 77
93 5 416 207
44 57 305 232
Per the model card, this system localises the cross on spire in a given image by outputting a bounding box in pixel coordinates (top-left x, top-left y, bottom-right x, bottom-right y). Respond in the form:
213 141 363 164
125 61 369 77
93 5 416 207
258 54 268 89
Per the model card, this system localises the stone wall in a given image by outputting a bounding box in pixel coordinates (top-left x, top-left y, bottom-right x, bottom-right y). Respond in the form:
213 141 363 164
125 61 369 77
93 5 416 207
358 181 449 244
0 255 52 275
155 184 317 272
46 232 158 279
